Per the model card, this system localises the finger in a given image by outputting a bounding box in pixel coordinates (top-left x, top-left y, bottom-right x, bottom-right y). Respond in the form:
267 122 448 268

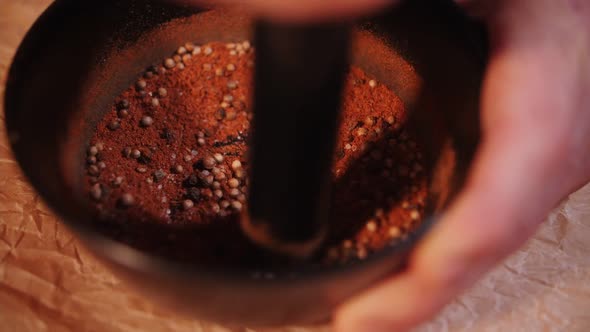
334 2 586 331
187 0 393 23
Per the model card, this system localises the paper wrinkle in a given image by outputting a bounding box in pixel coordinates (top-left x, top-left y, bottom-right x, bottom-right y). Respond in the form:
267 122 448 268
1 1 590 331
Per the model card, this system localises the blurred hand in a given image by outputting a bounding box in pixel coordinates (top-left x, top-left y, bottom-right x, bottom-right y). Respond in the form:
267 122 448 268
335 0 590 331
190 0 392 22
187 0 590 330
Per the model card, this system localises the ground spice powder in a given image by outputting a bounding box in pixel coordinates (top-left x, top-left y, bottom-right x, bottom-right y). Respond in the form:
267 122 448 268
84 41 428 268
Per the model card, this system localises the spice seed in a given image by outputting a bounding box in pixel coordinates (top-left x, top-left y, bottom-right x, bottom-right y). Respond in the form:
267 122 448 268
108 120 120 131
215 108 226 120
231 160 242 170
210 202 221 214
226 109 237 120
388 226 402 238
172 165 184 174
182 199 194 210
203 157 216 169
141 116 154 127
136 80 147 90
234 168 246 179
369 80 377 88
228 178 239 188
164 58 176 69
90 184 102 201
117 109 129 118
158 87 168 97
131 149 141 159
366 220 377 232
113 176 124 187
231 200 242 211
213 153 224 163
88 146 98 156
186 187 200 201
117 99 130 110
153 169 166 182
357 248 368 259
232 101 245 111
119 193 135 207
227 81 238 89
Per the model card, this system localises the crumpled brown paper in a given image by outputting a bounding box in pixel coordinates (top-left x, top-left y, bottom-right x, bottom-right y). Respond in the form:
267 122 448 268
1 2 590 331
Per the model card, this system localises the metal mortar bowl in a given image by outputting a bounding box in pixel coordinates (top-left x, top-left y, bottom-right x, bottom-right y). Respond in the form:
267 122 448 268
5 0 485 326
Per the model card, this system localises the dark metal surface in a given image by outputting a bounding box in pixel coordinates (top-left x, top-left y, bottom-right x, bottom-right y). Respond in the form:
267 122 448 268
245 21 351 257
4 0 485 326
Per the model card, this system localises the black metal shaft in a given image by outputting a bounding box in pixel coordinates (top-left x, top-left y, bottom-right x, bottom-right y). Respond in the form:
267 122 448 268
242 21 351 257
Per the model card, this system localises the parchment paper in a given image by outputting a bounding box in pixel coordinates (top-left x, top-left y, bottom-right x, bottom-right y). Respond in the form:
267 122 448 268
1 1 589 331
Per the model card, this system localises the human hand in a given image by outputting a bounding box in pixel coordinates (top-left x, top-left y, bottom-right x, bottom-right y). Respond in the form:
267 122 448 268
335 0 590 331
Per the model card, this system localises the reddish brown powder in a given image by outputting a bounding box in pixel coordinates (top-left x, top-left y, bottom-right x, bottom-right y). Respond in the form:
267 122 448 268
84 41 427 268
